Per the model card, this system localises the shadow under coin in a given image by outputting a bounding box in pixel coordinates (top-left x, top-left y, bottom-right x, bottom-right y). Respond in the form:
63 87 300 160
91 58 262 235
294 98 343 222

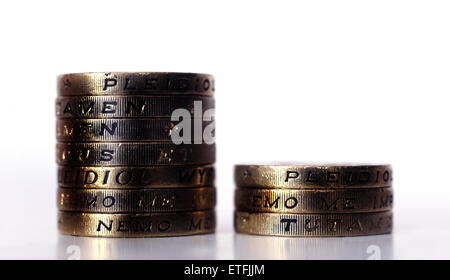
57 234 217 260
234 233 393 260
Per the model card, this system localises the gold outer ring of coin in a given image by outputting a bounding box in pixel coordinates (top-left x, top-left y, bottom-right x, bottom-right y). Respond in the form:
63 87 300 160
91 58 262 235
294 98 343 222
58 210 215 237
56 142 216 166
234 211 393 237
56 119 214 142
235 187 393 213
58 165 215 188
57 72 214 96
235 164 392 188
55 95 215 119
57 187 216 213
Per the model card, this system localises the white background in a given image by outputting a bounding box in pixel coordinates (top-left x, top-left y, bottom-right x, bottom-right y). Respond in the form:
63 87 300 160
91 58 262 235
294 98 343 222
0 0 449 259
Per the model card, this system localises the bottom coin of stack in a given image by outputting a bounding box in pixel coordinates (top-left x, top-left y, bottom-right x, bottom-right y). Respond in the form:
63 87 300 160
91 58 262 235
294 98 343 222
234 164 393 237
57 165 217 237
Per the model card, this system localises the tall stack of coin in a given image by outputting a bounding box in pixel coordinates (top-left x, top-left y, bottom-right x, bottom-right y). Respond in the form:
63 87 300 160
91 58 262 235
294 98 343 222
234 164 393 237
56 72 216 237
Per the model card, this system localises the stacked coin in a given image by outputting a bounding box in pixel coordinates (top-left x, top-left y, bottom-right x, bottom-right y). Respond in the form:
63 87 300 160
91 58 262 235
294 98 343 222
234 164 393 237
56 72 216 237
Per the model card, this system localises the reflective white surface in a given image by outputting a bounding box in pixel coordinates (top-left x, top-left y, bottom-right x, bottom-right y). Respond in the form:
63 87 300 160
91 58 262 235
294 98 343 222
1 212 449 259
0 153 449 259
0 161 448 260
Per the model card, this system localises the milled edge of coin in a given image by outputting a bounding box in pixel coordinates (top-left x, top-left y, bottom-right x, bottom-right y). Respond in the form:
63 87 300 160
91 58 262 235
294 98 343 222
55 95 215 119
57 72 214 96
234 164 393 188
58 210 216 237
56 142 216 166
57 187 216 213
56 118 214 142
57 165 215 188
234 211 393 237
234 187 393 213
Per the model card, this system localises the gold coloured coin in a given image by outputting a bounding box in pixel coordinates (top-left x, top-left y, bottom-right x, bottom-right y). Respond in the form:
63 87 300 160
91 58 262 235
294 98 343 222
56 119 214 142
58 210 215 237
57 165 215 188
56 142 215 166
58 72 214 96
55 95 215 119
235 164 392 188
235 187 393 213
57 187 216 213
234 211 392 237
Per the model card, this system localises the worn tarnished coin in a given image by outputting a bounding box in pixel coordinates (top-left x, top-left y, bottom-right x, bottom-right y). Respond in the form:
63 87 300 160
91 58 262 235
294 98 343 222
55 95 215 119
57 187 216 213
56 119 214 142
58 165 215 188
235 187 393 213
235 164 392 188
58 210 215 237
57 72 214 96
234 211 392 237
56 142 215 166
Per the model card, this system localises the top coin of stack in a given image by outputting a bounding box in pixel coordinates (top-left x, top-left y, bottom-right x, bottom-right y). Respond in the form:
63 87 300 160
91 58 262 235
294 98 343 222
234 164 393 237
56 72 216 237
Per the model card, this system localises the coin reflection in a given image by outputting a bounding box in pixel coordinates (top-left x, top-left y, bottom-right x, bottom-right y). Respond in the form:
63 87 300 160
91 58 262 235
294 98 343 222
57 234 217 260
234 233 393 260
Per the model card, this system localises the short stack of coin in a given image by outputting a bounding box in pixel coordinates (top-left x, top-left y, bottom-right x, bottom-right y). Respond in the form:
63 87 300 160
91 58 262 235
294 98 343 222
234 164 393 237
56 72 216 237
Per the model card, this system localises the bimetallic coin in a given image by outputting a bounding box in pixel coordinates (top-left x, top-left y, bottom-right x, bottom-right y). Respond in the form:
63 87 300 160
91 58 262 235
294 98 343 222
235 164 392 188
58 210 215 237
58 72 214 96
235 211 392 237
56 119 214 142
57 187 216 213
58 165 215 188
55 95 215 119
56 142 216 166
235 187 393 213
